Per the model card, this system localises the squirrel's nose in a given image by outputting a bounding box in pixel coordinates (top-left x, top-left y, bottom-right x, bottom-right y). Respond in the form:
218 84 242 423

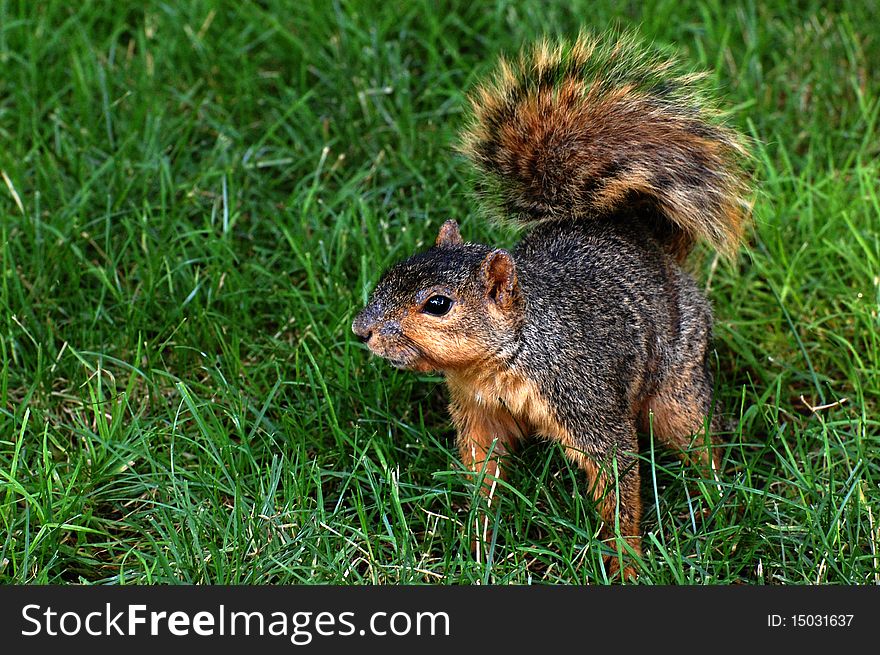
352 315 373 342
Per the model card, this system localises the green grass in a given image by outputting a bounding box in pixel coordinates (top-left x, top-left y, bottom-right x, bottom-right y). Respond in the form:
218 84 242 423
1 0 878 584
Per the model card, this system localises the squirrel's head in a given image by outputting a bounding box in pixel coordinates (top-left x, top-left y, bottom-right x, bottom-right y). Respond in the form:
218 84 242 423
352 220 523 373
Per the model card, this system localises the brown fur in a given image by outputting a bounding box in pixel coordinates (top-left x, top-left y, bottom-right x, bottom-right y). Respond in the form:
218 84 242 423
447 360 642 578
642 360 724 475
459 32 751 261
353 32 751 582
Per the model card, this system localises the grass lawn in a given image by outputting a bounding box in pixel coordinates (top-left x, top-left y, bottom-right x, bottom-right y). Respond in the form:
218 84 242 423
1 0 878 584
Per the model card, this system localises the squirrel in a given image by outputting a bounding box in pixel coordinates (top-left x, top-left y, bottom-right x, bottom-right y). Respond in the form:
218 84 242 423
352 32 751 579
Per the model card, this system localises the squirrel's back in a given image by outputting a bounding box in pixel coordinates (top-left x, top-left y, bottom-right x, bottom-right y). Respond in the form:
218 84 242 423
459 32 751 261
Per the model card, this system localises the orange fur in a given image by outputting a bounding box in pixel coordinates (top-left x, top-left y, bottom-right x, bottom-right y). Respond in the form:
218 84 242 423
353 32 751 581
397 305 490 372
448 362 642 576
459 32 751 260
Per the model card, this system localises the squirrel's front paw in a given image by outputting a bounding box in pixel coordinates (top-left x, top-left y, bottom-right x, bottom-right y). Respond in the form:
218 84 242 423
605 555 638 582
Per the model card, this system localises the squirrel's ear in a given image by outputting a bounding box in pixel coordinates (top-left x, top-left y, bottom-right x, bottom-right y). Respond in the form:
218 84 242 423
481 249 519 309
435 219 463 247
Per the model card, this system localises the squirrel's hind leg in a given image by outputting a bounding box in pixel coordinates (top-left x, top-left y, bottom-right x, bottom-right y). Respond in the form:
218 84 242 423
641 355 724 482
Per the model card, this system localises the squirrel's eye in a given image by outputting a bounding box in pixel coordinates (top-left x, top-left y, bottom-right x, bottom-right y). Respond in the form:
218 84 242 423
423 294 453 316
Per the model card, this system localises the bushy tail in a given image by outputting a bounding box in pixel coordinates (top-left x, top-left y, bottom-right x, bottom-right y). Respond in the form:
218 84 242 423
458 32 751 260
